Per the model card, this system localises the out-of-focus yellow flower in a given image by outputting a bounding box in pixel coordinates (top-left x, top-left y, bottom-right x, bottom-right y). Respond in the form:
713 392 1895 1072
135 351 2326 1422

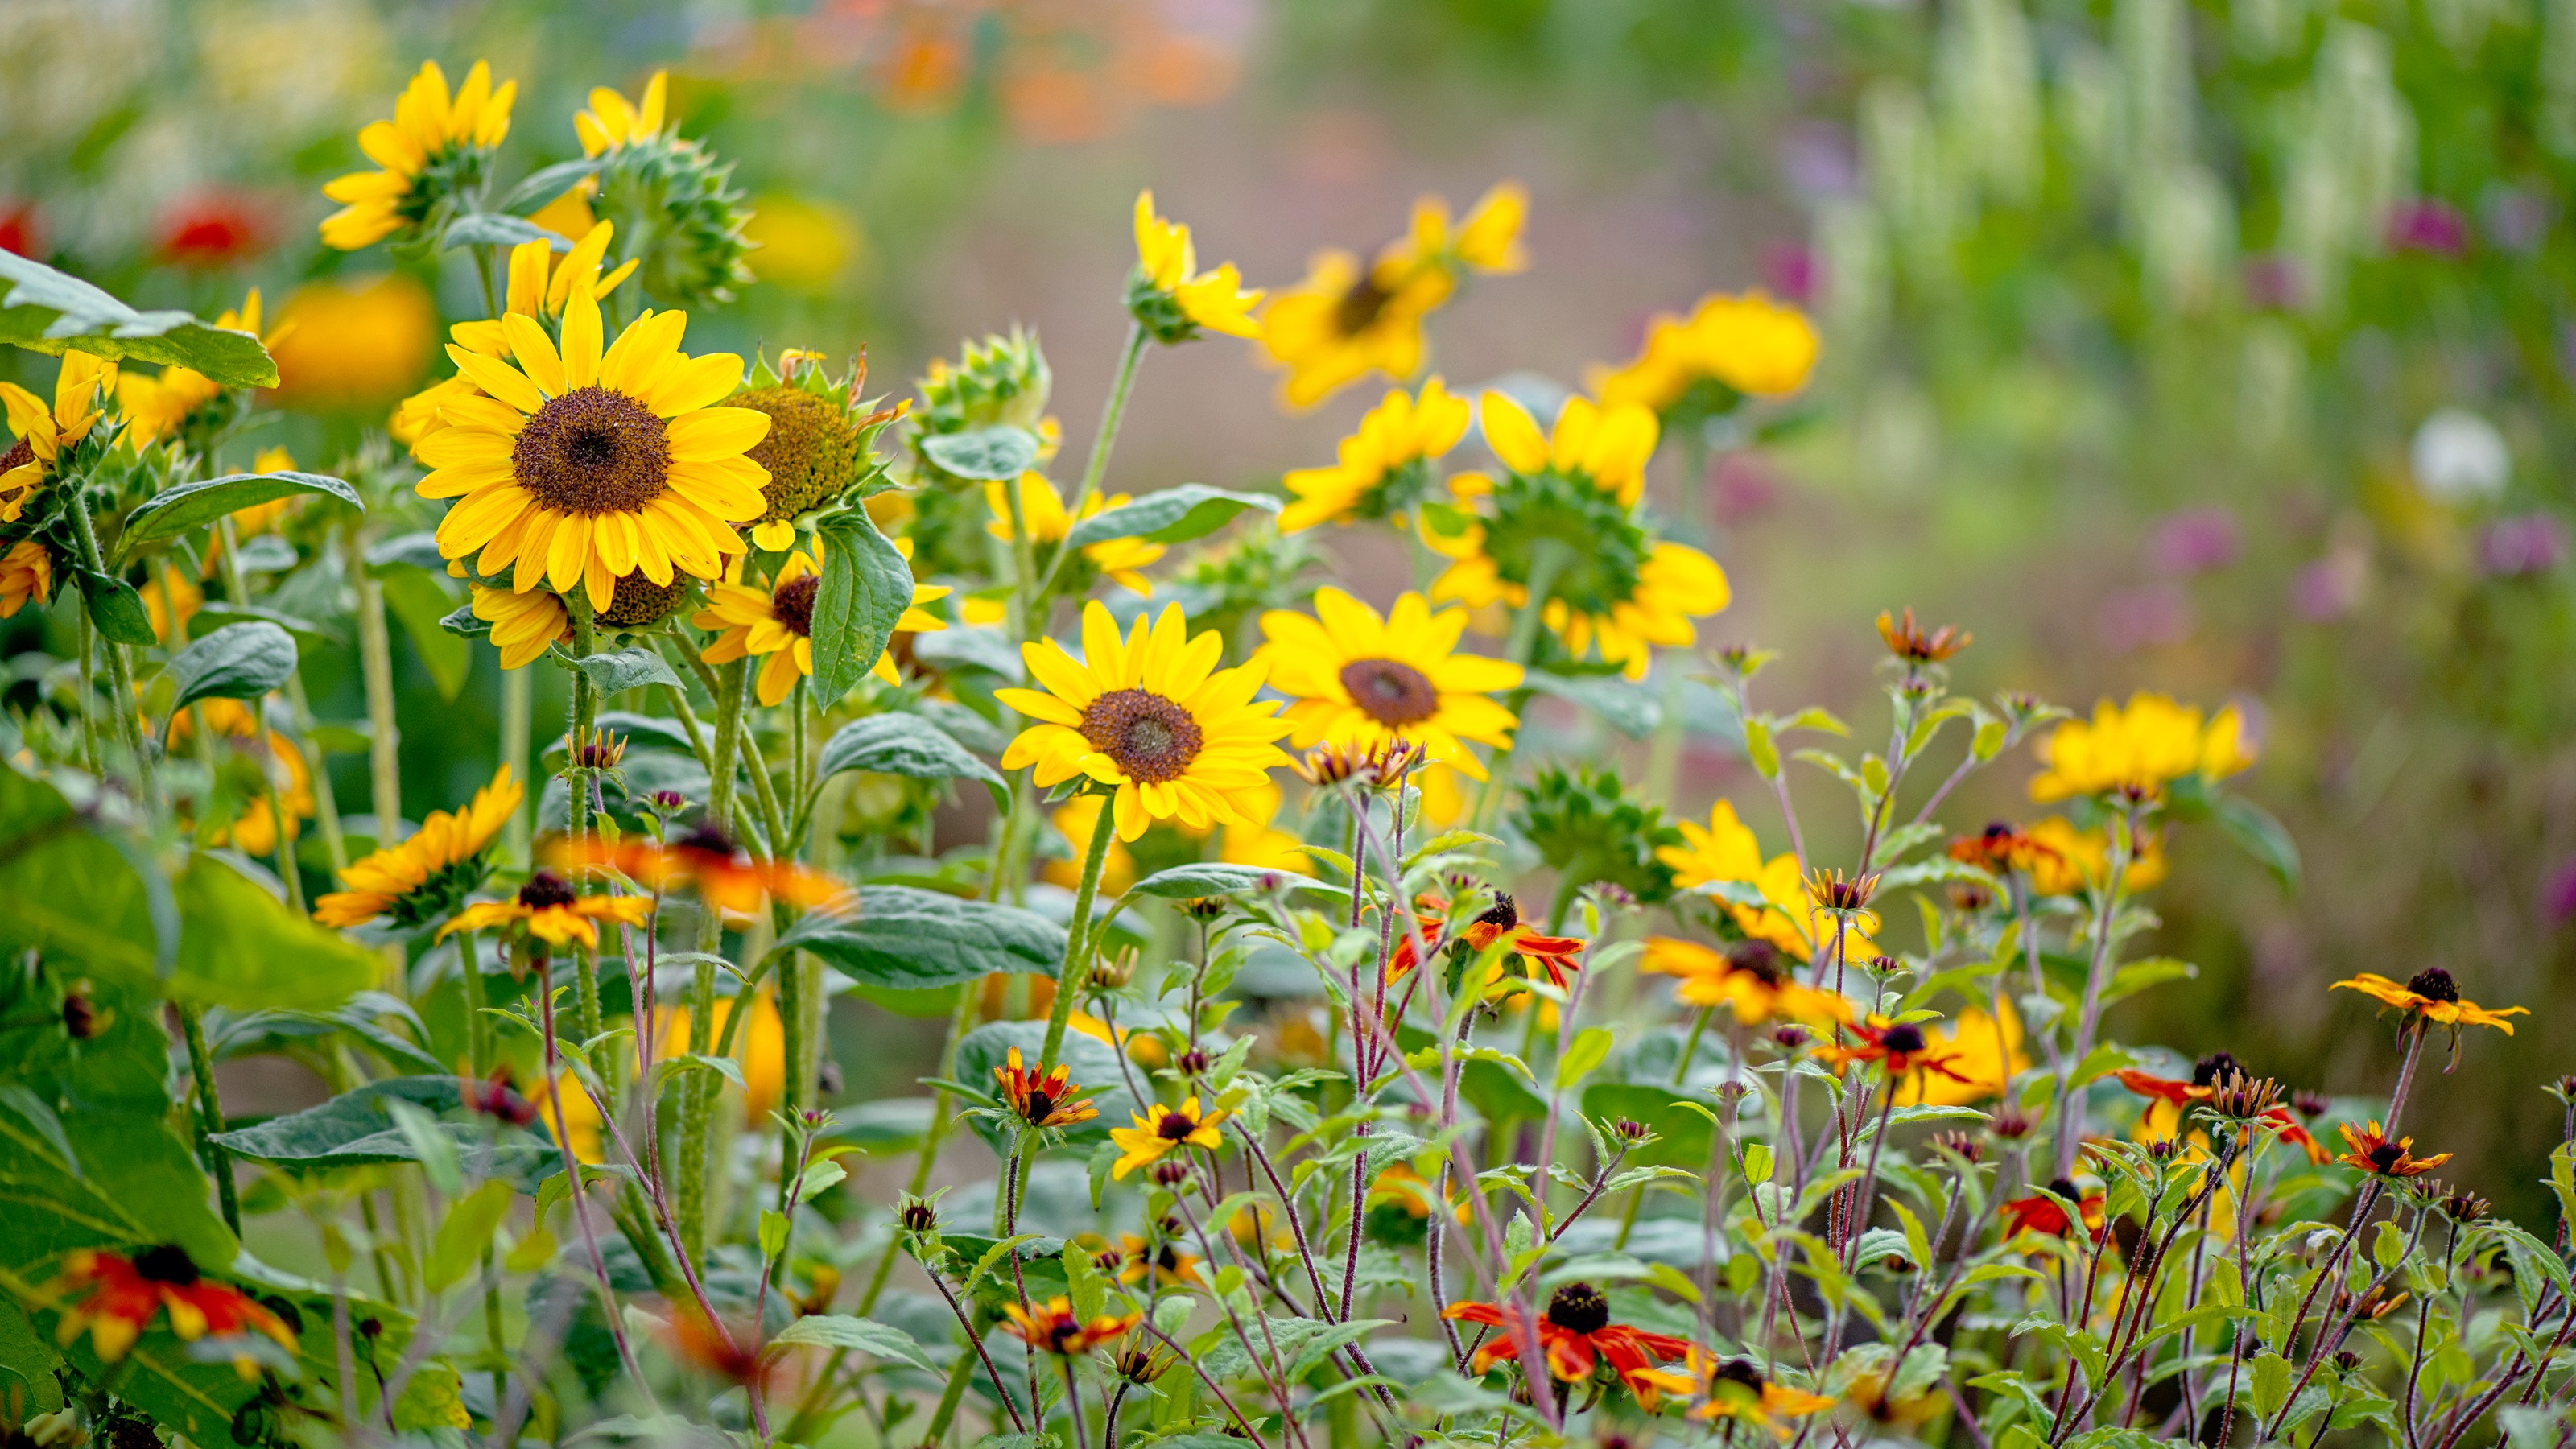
0 350 115 523
1128 191 1262 343
1258 183 1524 411
984 473 1164 595
654 991 786 1122
1278 377 1471 532
169 699 315 856
2029 693 2255 803
269 275 437 411
140 563 202 644
576 72 670 156
1897 996 2028 1107
118 291 281 448
1592 291 1820 415
1045 779 1302 896
1657 801 1872 961
0 538 55 618
321 60 517 250
2024 816 2168 895
313 766 521 930
744 194 862 291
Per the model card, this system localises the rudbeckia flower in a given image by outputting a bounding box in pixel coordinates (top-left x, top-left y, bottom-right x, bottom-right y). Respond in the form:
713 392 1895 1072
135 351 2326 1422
2330 968 2526 1035
984 473 1165 597
694 540 952 706
1635 1352 1838 1431
1254 588 1521 779
2000 1177 2109 1242
1426 391 1730 679
51 1246 295 1374
997 601 1293 844
1277 377 1472 531
2336 1121 2452 1177
1387 892 1586 993
0 350 115 523
1816 1016 1977 1088
993 1046 1099 1131
553 824 849 914
1444 1281 1692 1400
1001 1298 1141 1356
313 765 522 928
321 60 516 250
439 869 652 949
1108 1096 1228 1179
2028 692 2255 803
1641 937 1838 1025
1258 183 1523 410
1658 801 1873 960
1591 290 1821 417
415 287 769 612
0 538 54 619
1114 1232 1203 1288
1127 191 1263 343
2117 1052 2330 1163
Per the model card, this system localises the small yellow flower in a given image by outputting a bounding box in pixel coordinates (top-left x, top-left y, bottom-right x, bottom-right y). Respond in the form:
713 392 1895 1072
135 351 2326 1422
0 350 116 523
1258 183 1524 410
576 72 670 157
2029 692 2255 803
1277 377 1471 532
118 291 279 448
695 539 950 704
1592 291 1820 415
1254 588 1521 780
1108 1096 1228 1179
314 766 522 929
983 472 1165 596
168 700 316 856
1639 937 1839 1025
1657 801 1872 961
321 60 517 250
0 538 54 619
440 869 653 950
1128 190 1263 342
2331 968 2526 1035
2021 816 2168 895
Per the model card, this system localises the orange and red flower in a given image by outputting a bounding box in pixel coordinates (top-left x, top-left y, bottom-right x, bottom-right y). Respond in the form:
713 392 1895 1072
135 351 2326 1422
1815 1015 1974 1085
2115 1053 2329 1164
1444 1282 1692 1402
1389 892 1584 989
51 1246 295 1373
2336 1121 2451 1178
994 1046 1099 1130
553 826 849 914
1001 1297 1141 1356
2000 1179 2108 1242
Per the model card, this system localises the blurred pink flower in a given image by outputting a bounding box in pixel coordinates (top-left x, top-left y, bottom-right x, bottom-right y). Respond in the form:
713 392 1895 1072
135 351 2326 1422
2386 200 2471 257
2149 506 2238 576
2480 186 2550 254
1763 242 1818 306
2095 584 2190 652
2478 514 2565 577
2540 857 2576 927
2243 254 2306 311
2293 556 2363 621
1711 450 1779 526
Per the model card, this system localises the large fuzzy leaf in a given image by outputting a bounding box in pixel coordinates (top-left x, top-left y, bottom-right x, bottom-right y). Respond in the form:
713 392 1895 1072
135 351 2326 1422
0 253 276 385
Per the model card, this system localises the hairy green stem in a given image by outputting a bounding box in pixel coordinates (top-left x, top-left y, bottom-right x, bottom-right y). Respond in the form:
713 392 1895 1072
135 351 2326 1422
62 482 156 812
1028 321 1150 613
179 1004 240 1234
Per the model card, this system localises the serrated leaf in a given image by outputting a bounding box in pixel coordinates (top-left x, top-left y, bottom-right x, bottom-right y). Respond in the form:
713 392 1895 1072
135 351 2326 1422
167 622 295 711
119 471 361 551
1062 484 1279 549
921 425 1042 481
811 511 913 705
767 1315 936 1371
566 646 683 695
0 252 276 385
816 713 1008 810
777 886 1063 991
1124 861 1320 900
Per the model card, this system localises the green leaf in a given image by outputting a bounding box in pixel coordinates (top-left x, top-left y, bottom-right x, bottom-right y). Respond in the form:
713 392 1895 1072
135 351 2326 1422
1063 1226 1109 1321
426 1179 516 1293
210 1077 564 1187
502 158 602 213
442 212 559 250
167 622 296 712
171 853 375 1010
191 601 341 648
910 625 1024 681
1556 1026 1615 1087
810 510 913 707
1124 861 1320 900
1063 484 1280 549
379 569 471 702
778 886 1063 991
390 1358 470 1431
1199 1315 1397 1383
567 646 683 696
0 770 168 985
767 1315 937 1372
2213 794 2300 894
1523 671 1660 738
0 252 276 385
952 1022 1141 1150
2249 1352 2293 1421
0 1104 236 1277
920 425 1042 481
78 570 158 646
118 471 361 551
817 713 1008 811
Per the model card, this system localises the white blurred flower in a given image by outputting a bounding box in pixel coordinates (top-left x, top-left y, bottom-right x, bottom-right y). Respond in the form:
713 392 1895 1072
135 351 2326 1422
2410 407 2509 503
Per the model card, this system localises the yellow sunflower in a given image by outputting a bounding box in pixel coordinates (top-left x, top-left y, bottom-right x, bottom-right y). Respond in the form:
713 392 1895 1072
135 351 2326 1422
1254 588 1521 780
984 473 1165 596
693 539 952 705
1 539 54 618
393 224 638 448
470 584 572 670
321 60 517 251
118 291 281 448
1257 182 1523 411
1656 800 1872 962
314 765 522 928
1129 191 1263 343
2028 693 2255 803
168 700 316 857
1592 291 1821 415
1425 391 1730 679
576 73 670 156
415 287 770 610
1278 377 1471 532
1108 1096 1228 1179
0 350 115 524
997 601 1293 843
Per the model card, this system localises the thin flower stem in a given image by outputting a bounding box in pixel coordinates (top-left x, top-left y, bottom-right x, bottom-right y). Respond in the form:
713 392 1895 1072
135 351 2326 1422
1038 791 1119 1074
178 1004 241 1234
2052 805 2139 1179
349 526 403 848
1029 321 1150 613
60 481 155 812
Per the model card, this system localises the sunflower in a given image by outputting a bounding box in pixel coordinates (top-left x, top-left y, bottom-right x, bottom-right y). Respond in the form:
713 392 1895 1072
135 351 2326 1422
0 538 53 618
993 1045 1099 1131
2330 968 2526 1034
2336 1121 2451 1178
1635 1352 1838 1432
996 601 1292 844
693 540 950 704
1640 937 1839 1026
1127 191 1263 343
167 699 315 856
2028 692 2255 803
1278 377 1471 532
1443 1280 1691 1401
1108 1096 1228 1179
1591 290 1821 419
1426 391 1730 679
1001 1298 1141 1356
395 225 639 449
1254 588 1521 780
0 349 115 523
984 473 1165 596
439 869 653 949
321 60 516 251
415 287 769 610
576 72 671 156
50 1246 296 1373
118 291 279 448
313 765 522 928
1258 183 1524 410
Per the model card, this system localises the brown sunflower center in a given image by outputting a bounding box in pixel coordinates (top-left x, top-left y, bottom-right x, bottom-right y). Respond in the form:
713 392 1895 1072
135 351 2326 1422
518 870 578 910
1339 657 1439 726
1544 1281 1610 1335
512 386 671 515
1335 275 1393 336
772 574 819 637
600 572 690 630
133 1244 200 1286
2405 967 2459 1003
0 436 34 477
1080 688 1203 784
1155 1109 1199 1141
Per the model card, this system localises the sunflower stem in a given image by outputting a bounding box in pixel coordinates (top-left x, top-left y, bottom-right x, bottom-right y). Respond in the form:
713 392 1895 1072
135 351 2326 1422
680 658 752 1263
349 526 403 852
1038 786 1120 1076
179 1002 242 1235
1029 321 1149 614
500 669 534 865
62 480 156 815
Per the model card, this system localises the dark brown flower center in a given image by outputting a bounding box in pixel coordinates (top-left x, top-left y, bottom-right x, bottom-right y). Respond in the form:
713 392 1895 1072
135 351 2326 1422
512 386 671 515
1475 894 1521 932
0 436 34 477
2405 968 2459 1003
1080 688 1203 785
600 572 689 629
2191 1051 2245 1088
1543 1281 1610 1335
1712 1357 1766 1391
1156 1109 1199 1141
134 1245 200 1285
1335 275 1394 336
1880 1024 1927 1055
1339 657 1439 727
1728 940 1783 985
2368 1141 2404 1171
1021 1088 1056 1122
2046 1177 2080 1200
518 870 578 910
772 574 819 637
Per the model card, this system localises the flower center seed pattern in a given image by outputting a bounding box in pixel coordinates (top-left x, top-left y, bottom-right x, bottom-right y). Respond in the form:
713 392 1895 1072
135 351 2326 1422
2407 967 2459 1003
517 870 578 910
513 386 672 515
1154 1110 1198 1141
1339 657 1440 726
1080 687 1204 783
771 574 819 637
1544 1281 1610 1335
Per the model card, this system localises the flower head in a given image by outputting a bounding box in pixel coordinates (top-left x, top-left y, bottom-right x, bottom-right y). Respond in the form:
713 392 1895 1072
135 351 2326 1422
552 824 848 914
51 1246 296 1373
1127 191 1262 344
1659 800 1870 961
0 538 55 618
694 540 949 705
1001 1297 1141 1356
1637 1352 1837 1432
314 765 522 929
0 350 115 523
1278 378 1472 531
1592 291 1821 419
1114 1230 1203 1288
321 60 516 250
1443 1280 1692 1402
1108 1096 1228 1179
1876 608 1971 664
984 473 1165 597
1817 1015 1976 1086
439 869 652 949
1388 892 1587 995
1259 183 1521 409
994 1046 1099 1131
1642 938 1835 1026
2331 969 2526 1035
2029 692 2254 803
997 601 1293 844
1255 588 1521 781
167 700 316 855
2337 1121 2451 1178
576 72 671 156
2000 1178 2108 1242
